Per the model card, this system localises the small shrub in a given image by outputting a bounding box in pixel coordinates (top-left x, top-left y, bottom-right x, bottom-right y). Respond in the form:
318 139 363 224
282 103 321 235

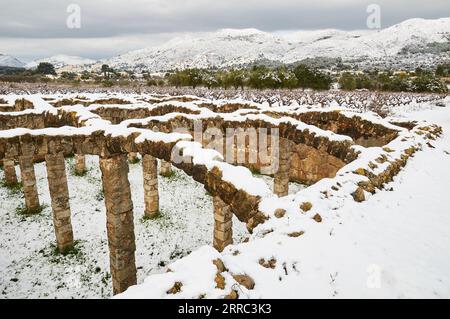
16 203 46 216
1 181 23 195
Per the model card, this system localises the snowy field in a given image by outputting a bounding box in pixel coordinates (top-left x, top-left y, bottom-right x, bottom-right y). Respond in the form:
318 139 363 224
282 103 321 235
118 98 450 299
0 93 449 299
0 155 303 298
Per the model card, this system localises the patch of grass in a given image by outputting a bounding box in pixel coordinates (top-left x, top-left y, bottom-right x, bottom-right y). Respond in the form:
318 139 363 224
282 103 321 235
1 180 23 195
57 242 82 257
16 203 47 216
39 240 84 263
160 170 177 179
141 211 163 222
101 272 111 285
249 167 261 176
140 210 174 229
129 158 141 165
95 189 104 201
73 169 88 177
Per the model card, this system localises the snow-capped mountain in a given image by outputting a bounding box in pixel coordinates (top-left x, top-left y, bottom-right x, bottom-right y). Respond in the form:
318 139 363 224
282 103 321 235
26 55 97 70
0 54 25 68
101 17 450 72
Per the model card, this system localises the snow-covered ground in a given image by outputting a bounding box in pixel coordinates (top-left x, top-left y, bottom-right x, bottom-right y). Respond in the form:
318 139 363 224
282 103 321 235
278 105 450 298
0 155 302 298
0 95 449 299
118 99 450 299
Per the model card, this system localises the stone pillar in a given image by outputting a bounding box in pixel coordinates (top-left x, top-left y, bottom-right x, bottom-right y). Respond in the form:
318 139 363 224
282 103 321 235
18 155 40 212
128 152 139 163
2 159 18 186
160 160 172 176
274 138 291 197
213 196 233 252
99 154 137 295
142 154 159 218
45 152 74 252
74 154 86 175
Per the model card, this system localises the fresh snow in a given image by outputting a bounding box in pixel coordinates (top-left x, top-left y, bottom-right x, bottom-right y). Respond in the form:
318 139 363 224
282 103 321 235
100 18 450 72
118 97 450 299
0 54 25 68
0 92 450 299
25 55 97 70
0 156 302 298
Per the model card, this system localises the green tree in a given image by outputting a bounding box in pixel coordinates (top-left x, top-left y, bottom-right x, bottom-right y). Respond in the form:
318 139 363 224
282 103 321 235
36 62 56 75
435 65 448 77
293 64 331 90
338 72 356 90
101 64 110 79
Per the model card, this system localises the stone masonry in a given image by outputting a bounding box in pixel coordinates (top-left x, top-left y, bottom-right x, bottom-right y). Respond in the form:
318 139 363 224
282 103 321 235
2 159 18 186
274 138 291 197
99 154 137 295
213 196 233 252
45 152 74 252
128 152 138 163
18 155 40 211
142 154 159 218
160 160 172 176
74 154 86 175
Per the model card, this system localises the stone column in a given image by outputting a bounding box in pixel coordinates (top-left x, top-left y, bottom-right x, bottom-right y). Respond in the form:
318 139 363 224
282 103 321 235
213 196 233 252
142 154 159 218
2 159 18 186
160 160 172 176
128 152 139 163
99 154 137 295
274 138 291 197
45 152 74 253
18 155 40 212
74 154 86 175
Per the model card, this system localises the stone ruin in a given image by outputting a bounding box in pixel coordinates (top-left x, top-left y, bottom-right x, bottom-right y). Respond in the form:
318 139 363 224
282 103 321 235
0 93 442 296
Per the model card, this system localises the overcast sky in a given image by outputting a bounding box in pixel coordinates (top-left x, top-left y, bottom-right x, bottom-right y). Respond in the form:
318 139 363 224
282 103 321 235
0 0 449 62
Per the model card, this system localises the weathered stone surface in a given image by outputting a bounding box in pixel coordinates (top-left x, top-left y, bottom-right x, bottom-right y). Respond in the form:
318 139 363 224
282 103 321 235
232 274 255 290
167 282 183 294
259 258 277 269
215 273 226 290
352 187 366 203
288 231 305 238
74 154 86 175
299 202 313 212
18 154 40 211
213 258 226 273
2 159 18 186
45 152 74 252
274 208 286 219
273 110 399 147
142 154 159 218
100 154 137 295
274 138 291 196
224 290 239 299
160 160 172 176
128 152 138 163
313 213 323 223
213 196 233 252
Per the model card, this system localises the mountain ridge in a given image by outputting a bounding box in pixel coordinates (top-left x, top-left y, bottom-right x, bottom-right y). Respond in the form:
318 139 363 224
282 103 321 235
14 17 450 72
101 17 449 72
0 54 25 68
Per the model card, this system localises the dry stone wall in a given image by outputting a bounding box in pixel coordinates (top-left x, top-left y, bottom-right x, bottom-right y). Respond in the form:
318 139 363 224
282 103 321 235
0 93 433 297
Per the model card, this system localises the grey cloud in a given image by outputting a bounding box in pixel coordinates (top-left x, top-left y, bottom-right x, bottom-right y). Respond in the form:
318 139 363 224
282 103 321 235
0 0 448 60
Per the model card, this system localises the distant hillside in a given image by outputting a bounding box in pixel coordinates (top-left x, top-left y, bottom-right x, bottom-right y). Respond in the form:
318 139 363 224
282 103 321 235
98 18 449 72
0 54 25 68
